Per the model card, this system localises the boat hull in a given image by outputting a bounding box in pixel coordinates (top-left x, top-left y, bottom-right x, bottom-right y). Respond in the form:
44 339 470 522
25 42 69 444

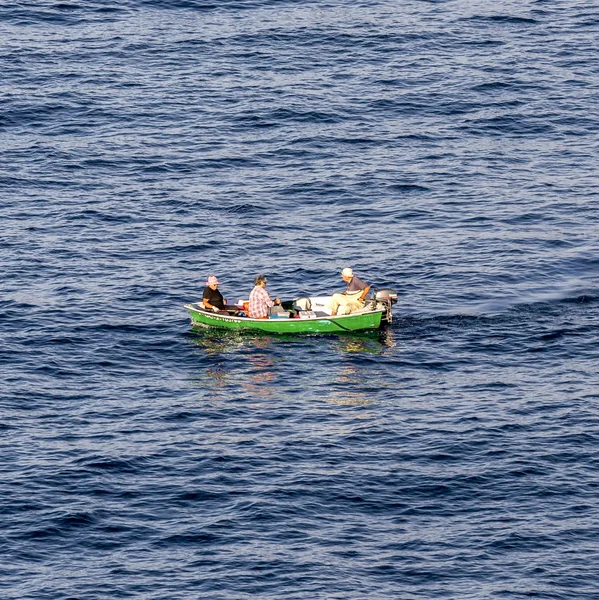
184 304 385 334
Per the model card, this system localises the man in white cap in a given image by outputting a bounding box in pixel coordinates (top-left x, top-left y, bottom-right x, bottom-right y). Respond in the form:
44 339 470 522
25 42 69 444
202 275 227 312
330 268 371 316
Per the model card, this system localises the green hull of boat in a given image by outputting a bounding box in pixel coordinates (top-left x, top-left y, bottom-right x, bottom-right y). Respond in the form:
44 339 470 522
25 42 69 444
185 304 385 334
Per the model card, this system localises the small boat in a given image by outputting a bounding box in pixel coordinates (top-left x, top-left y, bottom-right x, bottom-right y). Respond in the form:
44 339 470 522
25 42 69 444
184 289 398 334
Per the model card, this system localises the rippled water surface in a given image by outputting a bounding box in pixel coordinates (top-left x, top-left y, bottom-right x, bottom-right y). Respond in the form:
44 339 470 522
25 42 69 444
2 1 598 598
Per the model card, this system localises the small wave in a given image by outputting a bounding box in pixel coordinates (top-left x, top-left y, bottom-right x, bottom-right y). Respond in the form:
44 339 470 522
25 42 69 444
387 183 430 194
235 108 346 126
55 511 98 530
137 0 219 10
140 162 194 174
486 15 538 25
76 455 151 473
461 39 506 47
460 115 555 136
196 157 259 169
226 203 261 214
560 293 599 305
458 14 538 26
2 7 85 26
153 530 220 547
471 81 525 92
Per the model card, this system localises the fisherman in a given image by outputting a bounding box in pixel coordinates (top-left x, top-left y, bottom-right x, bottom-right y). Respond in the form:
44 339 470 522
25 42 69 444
202 275 227 312
248 275 281 319
330 267 371 316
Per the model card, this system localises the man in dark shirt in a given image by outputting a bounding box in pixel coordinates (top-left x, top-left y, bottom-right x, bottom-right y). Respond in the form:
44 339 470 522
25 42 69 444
202 275 226 311
330 267 371 316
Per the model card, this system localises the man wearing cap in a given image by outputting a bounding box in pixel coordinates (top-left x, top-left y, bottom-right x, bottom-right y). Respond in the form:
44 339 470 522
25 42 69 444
330 268 371 316
202 275 227 312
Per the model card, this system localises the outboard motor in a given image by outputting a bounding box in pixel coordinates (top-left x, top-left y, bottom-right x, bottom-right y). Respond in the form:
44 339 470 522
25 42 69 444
372 288 398 323
374 289 398 305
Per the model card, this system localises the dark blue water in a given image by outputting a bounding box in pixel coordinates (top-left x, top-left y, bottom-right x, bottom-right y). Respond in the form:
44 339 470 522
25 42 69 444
2 1 599 598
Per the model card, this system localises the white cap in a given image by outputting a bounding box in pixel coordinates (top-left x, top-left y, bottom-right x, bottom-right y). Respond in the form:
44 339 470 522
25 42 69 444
341 267 353 277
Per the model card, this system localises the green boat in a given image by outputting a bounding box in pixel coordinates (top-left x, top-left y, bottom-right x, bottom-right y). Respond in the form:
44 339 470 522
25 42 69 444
184 290 398 334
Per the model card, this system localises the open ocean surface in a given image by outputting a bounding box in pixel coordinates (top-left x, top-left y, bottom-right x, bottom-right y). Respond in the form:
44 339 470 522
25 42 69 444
2 1 599 598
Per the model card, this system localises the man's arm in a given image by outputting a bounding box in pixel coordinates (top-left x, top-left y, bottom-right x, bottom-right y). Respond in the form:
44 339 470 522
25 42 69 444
359 285 371 302
263 288 275 308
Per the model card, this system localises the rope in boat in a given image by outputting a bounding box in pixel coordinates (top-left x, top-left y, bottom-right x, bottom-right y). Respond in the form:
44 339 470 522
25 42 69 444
325 318 355 332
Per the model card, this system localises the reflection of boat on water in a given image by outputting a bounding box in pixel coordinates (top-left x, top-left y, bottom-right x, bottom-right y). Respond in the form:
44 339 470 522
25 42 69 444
184 289 398 334
187 326 396 356
188 326 396 406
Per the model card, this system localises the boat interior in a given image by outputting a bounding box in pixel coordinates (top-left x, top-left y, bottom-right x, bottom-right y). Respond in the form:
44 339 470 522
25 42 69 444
195 295 380 319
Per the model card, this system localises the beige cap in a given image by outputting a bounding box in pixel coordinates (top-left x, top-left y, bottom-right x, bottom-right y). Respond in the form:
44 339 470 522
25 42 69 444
341 267 353 277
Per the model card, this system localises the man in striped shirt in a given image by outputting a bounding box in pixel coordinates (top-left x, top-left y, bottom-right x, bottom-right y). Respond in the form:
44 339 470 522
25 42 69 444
248 275 281 318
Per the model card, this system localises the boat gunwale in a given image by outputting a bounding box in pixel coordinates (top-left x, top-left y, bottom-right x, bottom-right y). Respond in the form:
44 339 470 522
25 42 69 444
183 303 386 324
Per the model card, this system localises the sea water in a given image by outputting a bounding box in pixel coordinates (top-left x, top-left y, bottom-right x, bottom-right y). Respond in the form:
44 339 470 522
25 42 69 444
1 1 598 598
